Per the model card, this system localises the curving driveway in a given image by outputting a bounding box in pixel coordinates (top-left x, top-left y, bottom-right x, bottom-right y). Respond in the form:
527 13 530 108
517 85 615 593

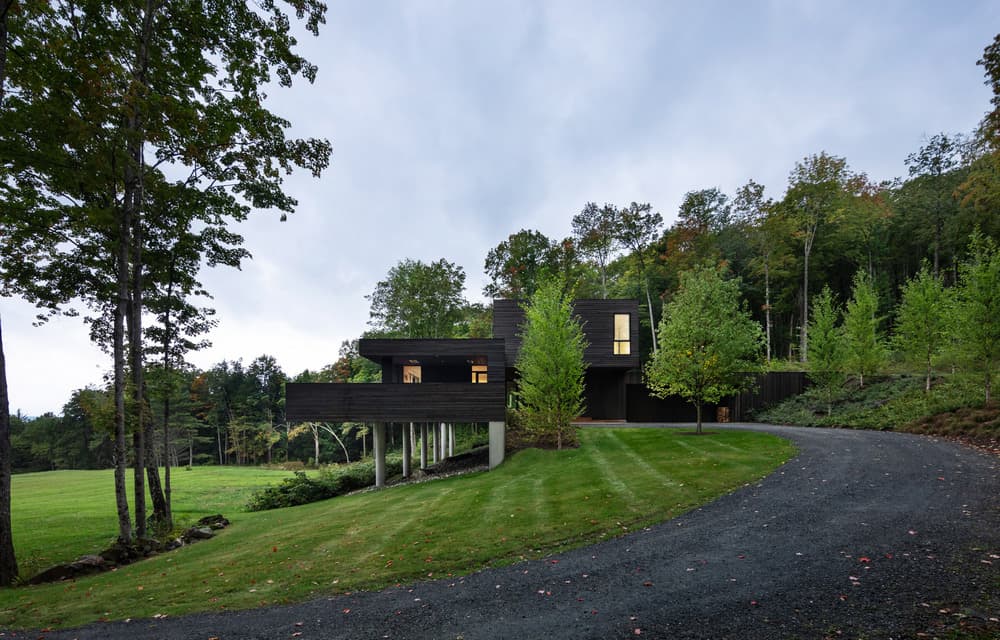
41 424 1000 639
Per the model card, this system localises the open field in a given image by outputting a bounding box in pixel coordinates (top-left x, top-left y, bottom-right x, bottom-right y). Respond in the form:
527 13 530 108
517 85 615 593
10 466 299 578
0 428 794 629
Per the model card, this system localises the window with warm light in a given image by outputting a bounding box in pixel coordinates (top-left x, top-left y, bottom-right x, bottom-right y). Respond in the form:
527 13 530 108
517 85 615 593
403 365 422 383
613 313 631 355
471 364 488 383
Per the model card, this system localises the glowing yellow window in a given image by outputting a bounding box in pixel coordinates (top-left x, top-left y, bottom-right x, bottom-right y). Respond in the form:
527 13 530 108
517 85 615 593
471 364 488 383
613 313 631 355
403 365 422 383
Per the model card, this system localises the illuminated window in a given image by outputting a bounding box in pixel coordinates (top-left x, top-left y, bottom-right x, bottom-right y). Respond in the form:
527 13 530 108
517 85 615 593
471 364 488 384
403 365 422 383
613 313 631 355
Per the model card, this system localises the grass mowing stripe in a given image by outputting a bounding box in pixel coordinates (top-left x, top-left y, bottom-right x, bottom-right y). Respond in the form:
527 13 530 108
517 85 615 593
0 429 795 630
599 429 682 489
583 433 641 507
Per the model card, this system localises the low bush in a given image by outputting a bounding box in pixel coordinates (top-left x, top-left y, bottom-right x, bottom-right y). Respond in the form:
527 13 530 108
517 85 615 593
757 373 988 433
246 455 403 511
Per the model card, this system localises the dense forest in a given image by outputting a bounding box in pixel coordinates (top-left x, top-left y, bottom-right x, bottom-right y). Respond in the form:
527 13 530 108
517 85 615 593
5 31 1000 480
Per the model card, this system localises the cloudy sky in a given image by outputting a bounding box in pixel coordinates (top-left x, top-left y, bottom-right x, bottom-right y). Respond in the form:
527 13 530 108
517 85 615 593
3 1 998 416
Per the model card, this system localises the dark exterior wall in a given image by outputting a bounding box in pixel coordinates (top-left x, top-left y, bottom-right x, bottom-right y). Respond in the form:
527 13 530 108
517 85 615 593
360 339 505 384
286 382 506 423
493 299 640 370
583 369 627 420
625 372 809 422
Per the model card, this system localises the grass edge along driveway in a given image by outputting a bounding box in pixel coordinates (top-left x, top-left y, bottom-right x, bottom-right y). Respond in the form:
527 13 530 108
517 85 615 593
0 427 795 630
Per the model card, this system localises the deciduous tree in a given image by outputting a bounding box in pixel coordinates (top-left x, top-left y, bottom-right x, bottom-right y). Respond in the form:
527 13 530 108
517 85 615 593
572 203 619 299
483 229 556 299
616 202 664 353
645 265 764 434
367 258 467 338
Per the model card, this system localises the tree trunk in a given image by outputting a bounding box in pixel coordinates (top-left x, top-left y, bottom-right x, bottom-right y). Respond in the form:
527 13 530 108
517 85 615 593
313 427 320 466
801 244 810 362
0 3 20 588
113 200 134 545
162 390 172 527
764 260 772 364
695 402 702 435
0 316 19 585
925 363 932 394
986 371 992 406
644 278 658 354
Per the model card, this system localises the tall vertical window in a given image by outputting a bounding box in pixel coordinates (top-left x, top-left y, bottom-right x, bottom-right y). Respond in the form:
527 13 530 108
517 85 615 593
613 313 631 355
403 365 422 383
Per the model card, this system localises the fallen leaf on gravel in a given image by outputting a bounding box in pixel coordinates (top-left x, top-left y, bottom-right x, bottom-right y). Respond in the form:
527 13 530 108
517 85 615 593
908 530 918 535
643 581 653 587
343 609 351 614
634 629 642 635
858 557 871 563
292 633 302 638
294 622 303 627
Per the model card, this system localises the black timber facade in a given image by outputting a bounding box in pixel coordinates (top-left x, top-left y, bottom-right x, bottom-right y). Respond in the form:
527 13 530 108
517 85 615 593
492 299 641 421
286 339 506 424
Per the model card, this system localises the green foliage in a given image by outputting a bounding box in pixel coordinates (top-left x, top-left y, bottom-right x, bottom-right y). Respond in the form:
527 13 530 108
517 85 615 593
514 279 588 449
245 456 404 511
366 258 467 338
758 374 984 432
483 229 556 299
952 231 1000 404
807 286 846 415
2 429 793 628
893 265 951 391
842 270 886 386
645 264 764 432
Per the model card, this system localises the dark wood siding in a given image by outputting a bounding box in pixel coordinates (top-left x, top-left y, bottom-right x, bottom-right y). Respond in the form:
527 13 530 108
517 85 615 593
492 299 640 369
625 372 809 422
360 339 505 384
286 382 506 422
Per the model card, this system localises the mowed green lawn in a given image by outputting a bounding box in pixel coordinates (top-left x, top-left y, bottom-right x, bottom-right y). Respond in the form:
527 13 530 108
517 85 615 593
11 466 298 577
0 428 795 629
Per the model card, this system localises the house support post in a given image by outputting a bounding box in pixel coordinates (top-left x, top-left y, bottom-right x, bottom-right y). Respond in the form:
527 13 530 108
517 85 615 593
373 422 386 488
431 424 437 464
401 422 410 478
420 423 428 470
439 422 447 460
448 423 455 457
488 421 505 470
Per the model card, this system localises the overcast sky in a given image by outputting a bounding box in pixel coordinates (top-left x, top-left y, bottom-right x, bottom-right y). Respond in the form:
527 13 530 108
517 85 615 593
3 1 998 416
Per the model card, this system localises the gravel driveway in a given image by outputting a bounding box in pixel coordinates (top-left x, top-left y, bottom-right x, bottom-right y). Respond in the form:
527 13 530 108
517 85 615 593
40 424 1000 639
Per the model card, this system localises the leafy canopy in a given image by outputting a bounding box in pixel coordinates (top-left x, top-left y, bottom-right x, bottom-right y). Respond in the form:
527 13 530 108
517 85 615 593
645 264 764 432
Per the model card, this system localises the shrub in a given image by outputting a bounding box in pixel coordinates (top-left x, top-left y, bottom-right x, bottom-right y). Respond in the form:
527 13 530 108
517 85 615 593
247 455 403 511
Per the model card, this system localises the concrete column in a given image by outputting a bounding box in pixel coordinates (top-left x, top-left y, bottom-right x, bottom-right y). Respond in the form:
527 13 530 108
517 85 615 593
448 423 455 457
401 422 411 478
439 422 447 460
373 422 386 488
410 423 416 457
420 423 428 469
488 421 505 470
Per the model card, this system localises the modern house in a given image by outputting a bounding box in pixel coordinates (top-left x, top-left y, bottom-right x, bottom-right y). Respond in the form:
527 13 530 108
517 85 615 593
285 298 641 486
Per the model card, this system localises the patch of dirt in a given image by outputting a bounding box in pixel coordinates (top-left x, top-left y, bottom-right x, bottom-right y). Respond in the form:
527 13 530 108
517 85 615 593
903 405 1000 457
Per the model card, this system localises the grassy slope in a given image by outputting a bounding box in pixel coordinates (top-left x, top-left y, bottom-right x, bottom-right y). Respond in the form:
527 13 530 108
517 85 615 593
757 374 999 452
0 428 794 629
